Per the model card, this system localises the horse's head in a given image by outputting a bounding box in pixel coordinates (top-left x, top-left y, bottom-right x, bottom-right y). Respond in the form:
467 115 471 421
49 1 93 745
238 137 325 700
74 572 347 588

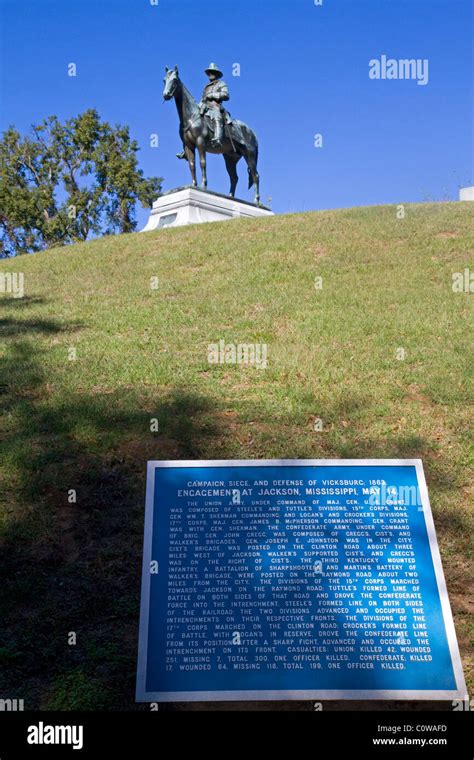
163 66 179 100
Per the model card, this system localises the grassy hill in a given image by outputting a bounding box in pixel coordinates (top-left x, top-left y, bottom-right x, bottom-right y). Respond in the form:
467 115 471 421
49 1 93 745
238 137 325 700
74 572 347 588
0 202 472 709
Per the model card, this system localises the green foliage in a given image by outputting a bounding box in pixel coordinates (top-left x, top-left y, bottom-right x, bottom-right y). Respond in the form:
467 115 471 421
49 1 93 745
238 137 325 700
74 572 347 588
44 668 118 711
0 109 162 256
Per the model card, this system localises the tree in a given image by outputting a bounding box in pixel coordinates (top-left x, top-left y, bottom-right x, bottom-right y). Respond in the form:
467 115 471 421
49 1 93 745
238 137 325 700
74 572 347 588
0 110 162 256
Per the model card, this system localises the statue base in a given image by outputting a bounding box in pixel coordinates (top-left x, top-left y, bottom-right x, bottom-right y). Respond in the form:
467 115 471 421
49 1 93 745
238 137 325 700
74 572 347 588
141 186 273 231
459 186 474 201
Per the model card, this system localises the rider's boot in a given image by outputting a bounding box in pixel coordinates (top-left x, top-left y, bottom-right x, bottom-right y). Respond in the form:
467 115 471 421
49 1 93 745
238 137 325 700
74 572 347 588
176 149 186 159
211 122 224 149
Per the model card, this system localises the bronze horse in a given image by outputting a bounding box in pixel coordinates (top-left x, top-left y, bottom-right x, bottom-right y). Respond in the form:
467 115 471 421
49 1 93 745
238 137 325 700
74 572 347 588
163 66 260 205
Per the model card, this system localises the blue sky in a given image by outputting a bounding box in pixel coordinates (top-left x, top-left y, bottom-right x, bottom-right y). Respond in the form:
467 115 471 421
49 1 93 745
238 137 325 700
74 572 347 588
0 0 472 226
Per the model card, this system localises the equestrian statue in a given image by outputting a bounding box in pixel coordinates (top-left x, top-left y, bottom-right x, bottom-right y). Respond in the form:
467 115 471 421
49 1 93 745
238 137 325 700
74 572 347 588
163 63 261 205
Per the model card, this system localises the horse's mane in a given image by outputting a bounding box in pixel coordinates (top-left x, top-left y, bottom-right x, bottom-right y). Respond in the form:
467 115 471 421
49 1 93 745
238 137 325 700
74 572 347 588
179 79 200 121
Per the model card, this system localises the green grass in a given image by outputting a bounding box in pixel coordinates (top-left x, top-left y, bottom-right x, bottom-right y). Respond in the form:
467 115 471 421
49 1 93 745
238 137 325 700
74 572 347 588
0 202 473 709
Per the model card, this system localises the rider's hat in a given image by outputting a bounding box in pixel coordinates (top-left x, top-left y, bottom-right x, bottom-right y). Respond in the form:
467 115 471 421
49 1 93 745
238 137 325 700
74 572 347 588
205 62 223 78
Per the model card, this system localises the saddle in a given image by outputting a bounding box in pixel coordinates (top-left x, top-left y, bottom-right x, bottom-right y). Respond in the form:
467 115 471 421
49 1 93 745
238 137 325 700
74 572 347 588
202 108 231 127
202 110 242 146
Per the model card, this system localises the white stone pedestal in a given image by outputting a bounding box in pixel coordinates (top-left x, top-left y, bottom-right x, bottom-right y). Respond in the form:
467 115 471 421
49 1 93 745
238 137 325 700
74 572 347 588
459 186 474 201
141 186 273 232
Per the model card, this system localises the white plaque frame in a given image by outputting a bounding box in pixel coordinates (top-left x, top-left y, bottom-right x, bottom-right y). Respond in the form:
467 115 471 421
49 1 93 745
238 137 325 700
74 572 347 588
136 459 468 703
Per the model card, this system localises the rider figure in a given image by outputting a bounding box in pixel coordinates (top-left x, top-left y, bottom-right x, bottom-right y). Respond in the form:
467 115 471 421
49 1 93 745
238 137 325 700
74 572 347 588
177 63 230 159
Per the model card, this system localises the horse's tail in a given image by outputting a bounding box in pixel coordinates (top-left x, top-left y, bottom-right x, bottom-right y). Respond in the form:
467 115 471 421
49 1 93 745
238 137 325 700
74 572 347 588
248 139 258 189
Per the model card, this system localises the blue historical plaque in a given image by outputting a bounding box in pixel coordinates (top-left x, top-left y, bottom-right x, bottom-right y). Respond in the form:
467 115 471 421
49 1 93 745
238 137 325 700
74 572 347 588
136 459 467 702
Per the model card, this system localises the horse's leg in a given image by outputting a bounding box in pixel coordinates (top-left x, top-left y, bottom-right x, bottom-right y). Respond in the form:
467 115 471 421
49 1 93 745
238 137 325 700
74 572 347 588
224 154 239 197
196 137 207 188
185 145 197 187
245 149 260 205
